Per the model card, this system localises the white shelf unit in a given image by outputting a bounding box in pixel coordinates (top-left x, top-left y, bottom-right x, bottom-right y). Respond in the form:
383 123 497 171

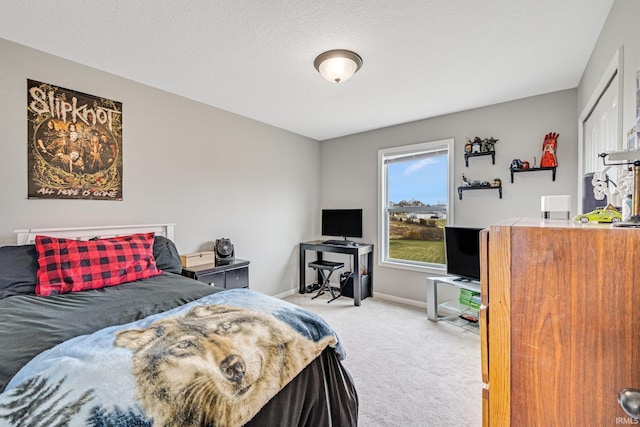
437 300 480 334
427 275 481 334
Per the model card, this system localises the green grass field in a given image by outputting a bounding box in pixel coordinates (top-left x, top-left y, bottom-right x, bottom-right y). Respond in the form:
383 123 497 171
389 239 445 264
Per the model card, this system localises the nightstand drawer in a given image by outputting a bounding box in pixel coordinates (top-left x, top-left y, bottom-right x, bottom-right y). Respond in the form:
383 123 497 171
197 271 225 287
225 267 249 289
181 259 250 289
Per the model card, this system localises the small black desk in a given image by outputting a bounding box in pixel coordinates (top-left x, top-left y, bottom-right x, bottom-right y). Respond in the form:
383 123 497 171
299 241 374 306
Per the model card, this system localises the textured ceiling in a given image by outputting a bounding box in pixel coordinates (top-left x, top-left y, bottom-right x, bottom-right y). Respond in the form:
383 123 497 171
0 0 613 141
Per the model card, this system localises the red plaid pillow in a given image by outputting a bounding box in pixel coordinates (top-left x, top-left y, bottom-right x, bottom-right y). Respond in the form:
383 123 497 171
35 233 161 296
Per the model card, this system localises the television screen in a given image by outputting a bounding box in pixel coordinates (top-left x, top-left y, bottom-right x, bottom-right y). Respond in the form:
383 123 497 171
444 226 482 281
321 209 363 239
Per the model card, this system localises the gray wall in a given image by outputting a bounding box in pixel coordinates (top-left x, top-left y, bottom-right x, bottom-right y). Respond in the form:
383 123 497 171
320 89 578 303
4 0 633 305
0 38 320 297
317 0 636 306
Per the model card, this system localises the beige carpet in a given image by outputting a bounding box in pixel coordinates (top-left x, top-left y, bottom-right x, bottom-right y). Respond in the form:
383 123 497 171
284 292 482 427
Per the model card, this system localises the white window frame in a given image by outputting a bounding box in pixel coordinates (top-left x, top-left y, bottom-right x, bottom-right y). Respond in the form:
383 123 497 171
377 138 455 274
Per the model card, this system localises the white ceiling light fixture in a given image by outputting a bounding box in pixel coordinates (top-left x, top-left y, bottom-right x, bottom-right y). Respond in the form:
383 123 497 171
314 49 363 84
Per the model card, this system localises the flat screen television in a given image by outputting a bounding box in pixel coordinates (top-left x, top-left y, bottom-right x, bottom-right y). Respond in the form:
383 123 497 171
444 226 482 281
321 209 363 241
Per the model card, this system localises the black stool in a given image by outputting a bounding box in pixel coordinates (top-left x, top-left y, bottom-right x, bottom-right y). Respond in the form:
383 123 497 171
308 260 345 303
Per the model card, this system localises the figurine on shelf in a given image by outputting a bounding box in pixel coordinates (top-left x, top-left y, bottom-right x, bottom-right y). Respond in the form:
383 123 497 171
521 160 530 169
491 178 502 187
464 138 473 153
465 136 498 153
482 137 498 152
461 174 472 187
471 137 482 154
540 132 559 167
510 159 523 170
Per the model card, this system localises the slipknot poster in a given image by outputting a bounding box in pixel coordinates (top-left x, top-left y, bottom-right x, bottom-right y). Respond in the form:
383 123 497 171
27 79 123 200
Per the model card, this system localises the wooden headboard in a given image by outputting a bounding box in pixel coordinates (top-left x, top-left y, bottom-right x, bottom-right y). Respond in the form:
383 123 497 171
14 224 175 245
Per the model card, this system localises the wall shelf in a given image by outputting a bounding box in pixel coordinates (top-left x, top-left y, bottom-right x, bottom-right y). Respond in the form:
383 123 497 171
510 166 556 183
464 151 495 167
457 185 502 200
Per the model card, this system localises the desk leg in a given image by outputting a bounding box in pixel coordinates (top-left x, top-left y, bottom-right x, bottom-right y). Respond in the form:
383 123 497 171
426 278 438 321
299 247 306 294
367 250 373 297
353 250 361 306
315 251 323 287
352 249 373 306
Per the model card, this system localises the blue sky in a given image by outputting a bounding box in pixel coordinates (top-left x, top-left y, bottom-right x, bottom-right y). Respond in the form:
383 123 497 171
388 157 448 205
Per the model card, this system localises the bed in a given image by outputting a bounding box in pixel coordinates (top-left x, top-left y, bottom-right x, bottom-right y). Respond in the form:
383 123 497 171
0 224 358 426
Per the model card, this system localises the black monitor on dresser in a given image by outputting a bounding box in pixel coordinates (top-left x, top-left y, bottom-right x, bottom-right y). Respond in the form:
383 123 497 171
444 226 482 282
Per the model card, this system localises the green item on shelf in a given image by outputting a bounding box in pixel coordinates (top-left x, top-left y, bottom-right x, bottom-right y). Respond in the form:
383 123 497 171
458 288 481 309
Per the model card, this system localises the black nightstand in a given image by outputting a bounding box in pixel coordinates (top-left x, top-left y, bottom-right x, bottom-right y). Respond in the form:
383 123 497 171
181 259 250 289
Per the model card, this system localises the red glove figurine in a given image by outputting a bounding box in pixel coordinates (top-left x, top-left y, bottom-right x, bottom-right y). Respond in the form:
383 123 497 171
540 132 558 168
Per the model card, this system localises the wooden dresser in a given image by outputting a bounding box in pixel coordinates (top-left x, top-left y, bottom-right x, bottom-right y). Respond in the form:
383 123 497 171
480 218 640 426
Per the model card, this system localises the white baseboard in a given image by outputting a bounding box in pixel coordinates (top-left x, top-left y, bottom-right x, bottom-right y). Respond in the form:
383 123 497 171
373 291 427 309
276 286 427 310
273 288 297 299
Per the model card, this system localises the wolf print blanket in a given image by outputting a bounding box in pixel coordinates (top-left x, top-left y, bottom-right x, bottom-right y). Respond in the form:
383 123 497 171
0 289 343 427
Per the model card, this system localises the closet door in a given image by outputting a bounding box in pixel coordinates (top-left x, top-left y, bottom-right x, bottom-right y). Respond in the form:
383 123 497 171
578 48 624 211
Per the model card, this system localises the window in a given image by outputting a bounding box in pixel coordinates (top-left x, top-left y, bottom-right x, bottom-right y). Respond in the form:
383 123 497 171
378 139 454 272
